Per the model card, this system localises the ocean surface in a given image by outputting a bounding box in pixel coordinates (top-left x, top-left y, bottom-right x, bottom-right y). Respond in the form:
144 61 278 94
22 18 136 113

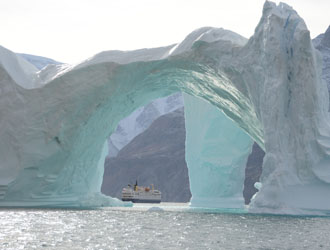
1 203 330 250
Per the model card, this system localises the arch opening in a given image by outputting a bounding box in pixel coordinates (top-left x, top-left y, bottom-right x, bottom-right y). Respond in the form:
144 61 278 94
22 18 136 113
101 92 192 203
100 91 263 209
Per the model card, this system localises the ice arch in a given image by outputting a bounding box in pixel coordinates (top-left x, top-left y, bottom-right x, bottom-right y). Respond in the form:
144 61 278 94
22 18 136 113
1 2 330 214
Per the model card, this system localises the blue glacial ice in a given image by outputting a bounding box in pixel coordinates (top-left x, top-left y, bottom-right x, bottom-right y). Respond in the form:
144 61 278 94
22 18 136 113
184 93 253 209
0 1 330 214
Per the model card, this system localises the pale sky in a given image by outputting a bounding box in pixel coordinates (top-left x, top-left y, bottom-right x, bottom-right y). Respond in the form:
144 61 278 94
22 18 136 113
0 0 329 64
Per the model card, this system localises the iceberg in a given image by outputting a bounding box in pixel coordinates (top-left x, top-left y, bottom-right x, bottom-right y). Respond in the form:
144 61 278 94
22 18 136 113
0 1 330 214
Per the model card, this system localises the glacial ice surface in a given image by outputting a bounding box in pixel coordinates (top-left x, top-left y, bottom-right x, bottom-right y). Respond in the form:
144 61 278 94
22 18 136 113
184 93 253 208
0 2 330 214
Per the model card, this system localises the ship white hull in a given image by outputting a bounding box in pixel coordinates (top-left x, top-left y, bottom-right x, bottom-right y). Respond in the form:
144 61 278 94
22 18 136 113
122 198 161 203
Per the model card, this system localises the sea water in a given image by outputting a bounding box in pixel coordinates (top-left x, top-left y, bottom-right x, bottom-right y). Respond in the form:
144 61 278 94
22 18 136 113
1 204 330 249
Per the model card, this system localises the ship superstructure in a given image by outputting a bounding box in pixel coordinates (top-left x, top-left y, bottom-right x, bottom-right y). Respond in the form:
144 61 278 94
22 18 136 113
122 181 161 203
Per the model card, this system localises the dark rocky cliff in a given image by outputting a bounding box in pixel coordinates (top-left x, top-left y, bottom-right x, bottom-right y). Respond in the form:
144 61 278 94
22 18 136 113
243 143 264 204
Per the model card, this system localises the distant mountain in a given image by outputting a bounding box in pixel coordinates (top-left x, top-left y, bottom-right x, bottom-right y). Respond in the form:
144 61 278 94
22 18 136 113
17 53 62 70
102 108 192 202
107 92 183 157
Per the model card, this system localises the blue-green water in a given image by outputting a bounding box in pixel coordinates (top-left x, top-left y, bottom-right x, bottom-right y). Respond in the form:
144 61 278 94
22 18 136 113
1 207 330 249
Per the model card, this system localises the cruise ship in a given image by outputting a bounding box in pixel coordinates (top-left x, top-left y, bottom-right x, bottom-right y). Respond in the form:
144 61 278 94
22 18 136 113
122 181 161 203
